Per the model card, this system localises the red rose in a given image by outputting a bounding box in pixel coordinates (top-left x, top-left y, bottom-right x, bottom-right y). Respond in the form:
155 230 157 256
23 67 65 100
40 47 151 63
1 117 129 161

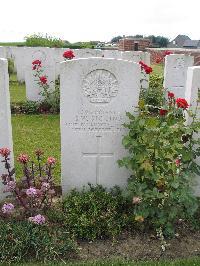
159 109 168 116
168 92 175 99
39 76 47 84
176 98 189 109
139 61 153 74
144 66 153 74
63 50 75 60
32 60 41 66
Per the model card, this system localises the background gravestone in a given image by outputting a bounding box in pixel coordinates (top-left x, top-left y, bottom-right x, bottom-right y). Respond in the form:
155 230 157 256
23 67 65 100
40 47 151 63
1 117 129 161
24 47 56 101
185 66 200 195
60 58 140 193
0 58 14 200
74 48 102 58
163 54 194 98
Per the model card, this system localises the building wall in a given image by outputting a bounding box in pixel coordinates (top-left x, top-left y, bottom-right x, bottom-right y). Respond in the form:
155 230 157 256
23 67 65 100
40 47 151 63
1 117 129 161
147 48 200 66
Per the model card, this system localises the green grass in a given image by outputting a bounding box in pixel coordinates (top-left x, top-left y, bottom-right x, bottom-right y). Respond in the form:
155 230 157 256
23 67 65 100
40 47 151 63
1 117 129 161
0 42 25 46
151 64 164 76
9 74 26 103
12 114 61 182
6 257 200 265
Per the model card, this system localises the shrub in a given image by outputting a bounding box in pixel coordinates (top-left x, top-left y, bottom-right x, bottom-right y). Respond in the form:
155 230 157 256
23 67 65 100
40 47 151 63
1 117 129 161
118 92 200 237
25 33 64 48
0 220 76 263
62 185 126 240
11 101 40 114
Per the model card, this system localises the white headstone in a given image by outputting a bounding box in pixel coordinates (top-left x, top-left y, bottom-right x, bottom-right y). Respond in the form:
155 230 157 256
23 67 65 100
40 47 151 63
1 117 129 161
0 47 6 58
121 51 150 65
74 48 102 58
0 58 14 200
60 58 140 193
24 47 56 101
12 47 26 83
185 66 200 195
164 54 194 98
102 50 120 59
25 65 55 101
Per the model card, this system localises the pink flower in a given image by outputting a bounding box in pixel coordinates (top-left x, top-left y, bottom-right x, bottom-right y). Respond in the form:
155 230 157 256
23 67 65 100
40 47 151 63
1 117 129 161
63 50 75 60
18 154 29 164
4 181 16 192
41 182 50 191
26 187 37 197
47 157 56 165
39 76 47 84
175 159 181 167
2 203 14 214
132 197 142 204
28 214 46 225
0 148 11 158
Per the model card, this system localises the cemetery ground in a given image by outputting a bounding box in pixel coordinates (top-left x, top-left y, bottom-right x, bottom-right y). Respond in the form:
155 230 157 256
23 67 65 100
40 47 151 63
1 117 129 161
4 63 200 265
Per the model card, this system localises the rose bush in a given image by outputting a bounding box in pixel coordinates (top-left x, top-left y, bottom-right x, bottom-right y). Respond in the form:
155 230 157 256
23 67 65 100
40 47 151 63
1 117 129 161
118 91 200 238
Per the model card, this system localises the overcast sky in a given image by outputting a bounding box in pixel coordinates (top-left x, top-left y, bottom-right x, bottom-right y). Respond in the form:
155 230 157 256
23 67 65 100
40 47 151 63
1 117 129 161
1 0 199 43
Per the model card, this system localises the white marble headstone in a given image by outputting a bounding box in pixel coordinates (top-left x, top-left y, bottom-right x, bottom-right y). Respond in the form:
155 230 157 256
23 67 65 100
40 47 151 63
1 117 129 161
0 58 14 200
60 58 140 193
185 66 200 195
0 47 6 58
74 49 102 58
24 47 56 101
164 54 194 98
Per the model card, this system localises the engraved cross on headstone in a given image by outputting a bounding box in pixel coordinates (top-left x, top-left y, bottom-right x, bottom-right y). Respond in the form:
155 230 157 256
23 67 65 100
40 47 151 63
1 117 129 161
82 136 113 184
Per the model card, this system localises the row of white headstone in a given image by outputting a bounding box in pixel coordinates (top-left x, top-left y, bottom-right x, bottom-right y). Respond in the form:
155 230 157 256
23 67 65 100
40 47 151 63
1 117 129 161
0 46 150 101
0 54 199 200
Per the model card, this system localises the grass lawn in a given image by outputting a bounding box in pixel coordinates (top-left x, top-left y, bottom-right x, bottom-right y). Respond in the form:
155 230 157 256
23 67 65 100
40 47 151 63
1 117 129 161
151 64 164 76
12 114 61 182
9 73 26 103
7 257 200 265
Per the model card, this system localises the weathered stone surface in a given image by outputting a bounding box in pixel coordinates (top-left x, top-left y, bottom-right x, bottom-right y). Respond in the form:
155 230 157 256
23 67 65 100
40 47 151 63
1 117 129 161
185 66 200 195
0 59 14 200
164 54 194 98
60 58 140 193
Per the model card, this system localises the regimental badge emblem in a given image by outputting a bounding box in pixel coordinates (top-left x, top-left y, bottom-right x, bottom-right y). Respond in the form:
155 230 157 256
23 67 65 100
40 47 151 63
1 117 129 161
82 69 118 103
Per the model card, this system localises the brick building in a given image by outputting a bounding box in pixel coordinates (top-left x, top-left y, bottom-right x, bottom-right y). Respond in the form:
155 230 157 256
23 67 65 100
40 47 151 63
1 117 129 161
118 38 151 51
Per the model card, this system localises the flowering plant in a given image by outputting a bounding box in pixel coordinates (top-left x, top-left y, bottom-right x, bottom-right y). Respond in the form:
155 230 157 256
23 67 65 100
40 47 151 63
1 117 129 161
118 91 200 237
32 60 60 113
63 50 75 60
0 149 57 224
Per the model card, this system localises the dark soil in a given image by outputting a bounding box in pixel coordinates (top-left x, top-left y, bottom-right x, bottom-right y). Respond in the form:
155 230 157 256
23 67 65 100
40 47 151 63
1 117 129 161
76 229 200 262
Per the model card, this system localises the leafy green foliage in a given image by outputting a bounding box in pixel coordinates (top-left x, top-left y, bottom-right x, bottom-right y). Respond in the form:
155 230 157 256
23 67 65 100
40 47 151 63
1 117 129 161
62 185 126 240
139 74 164 112
0 220 76 264
25 33 65 48
118 96 200 236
